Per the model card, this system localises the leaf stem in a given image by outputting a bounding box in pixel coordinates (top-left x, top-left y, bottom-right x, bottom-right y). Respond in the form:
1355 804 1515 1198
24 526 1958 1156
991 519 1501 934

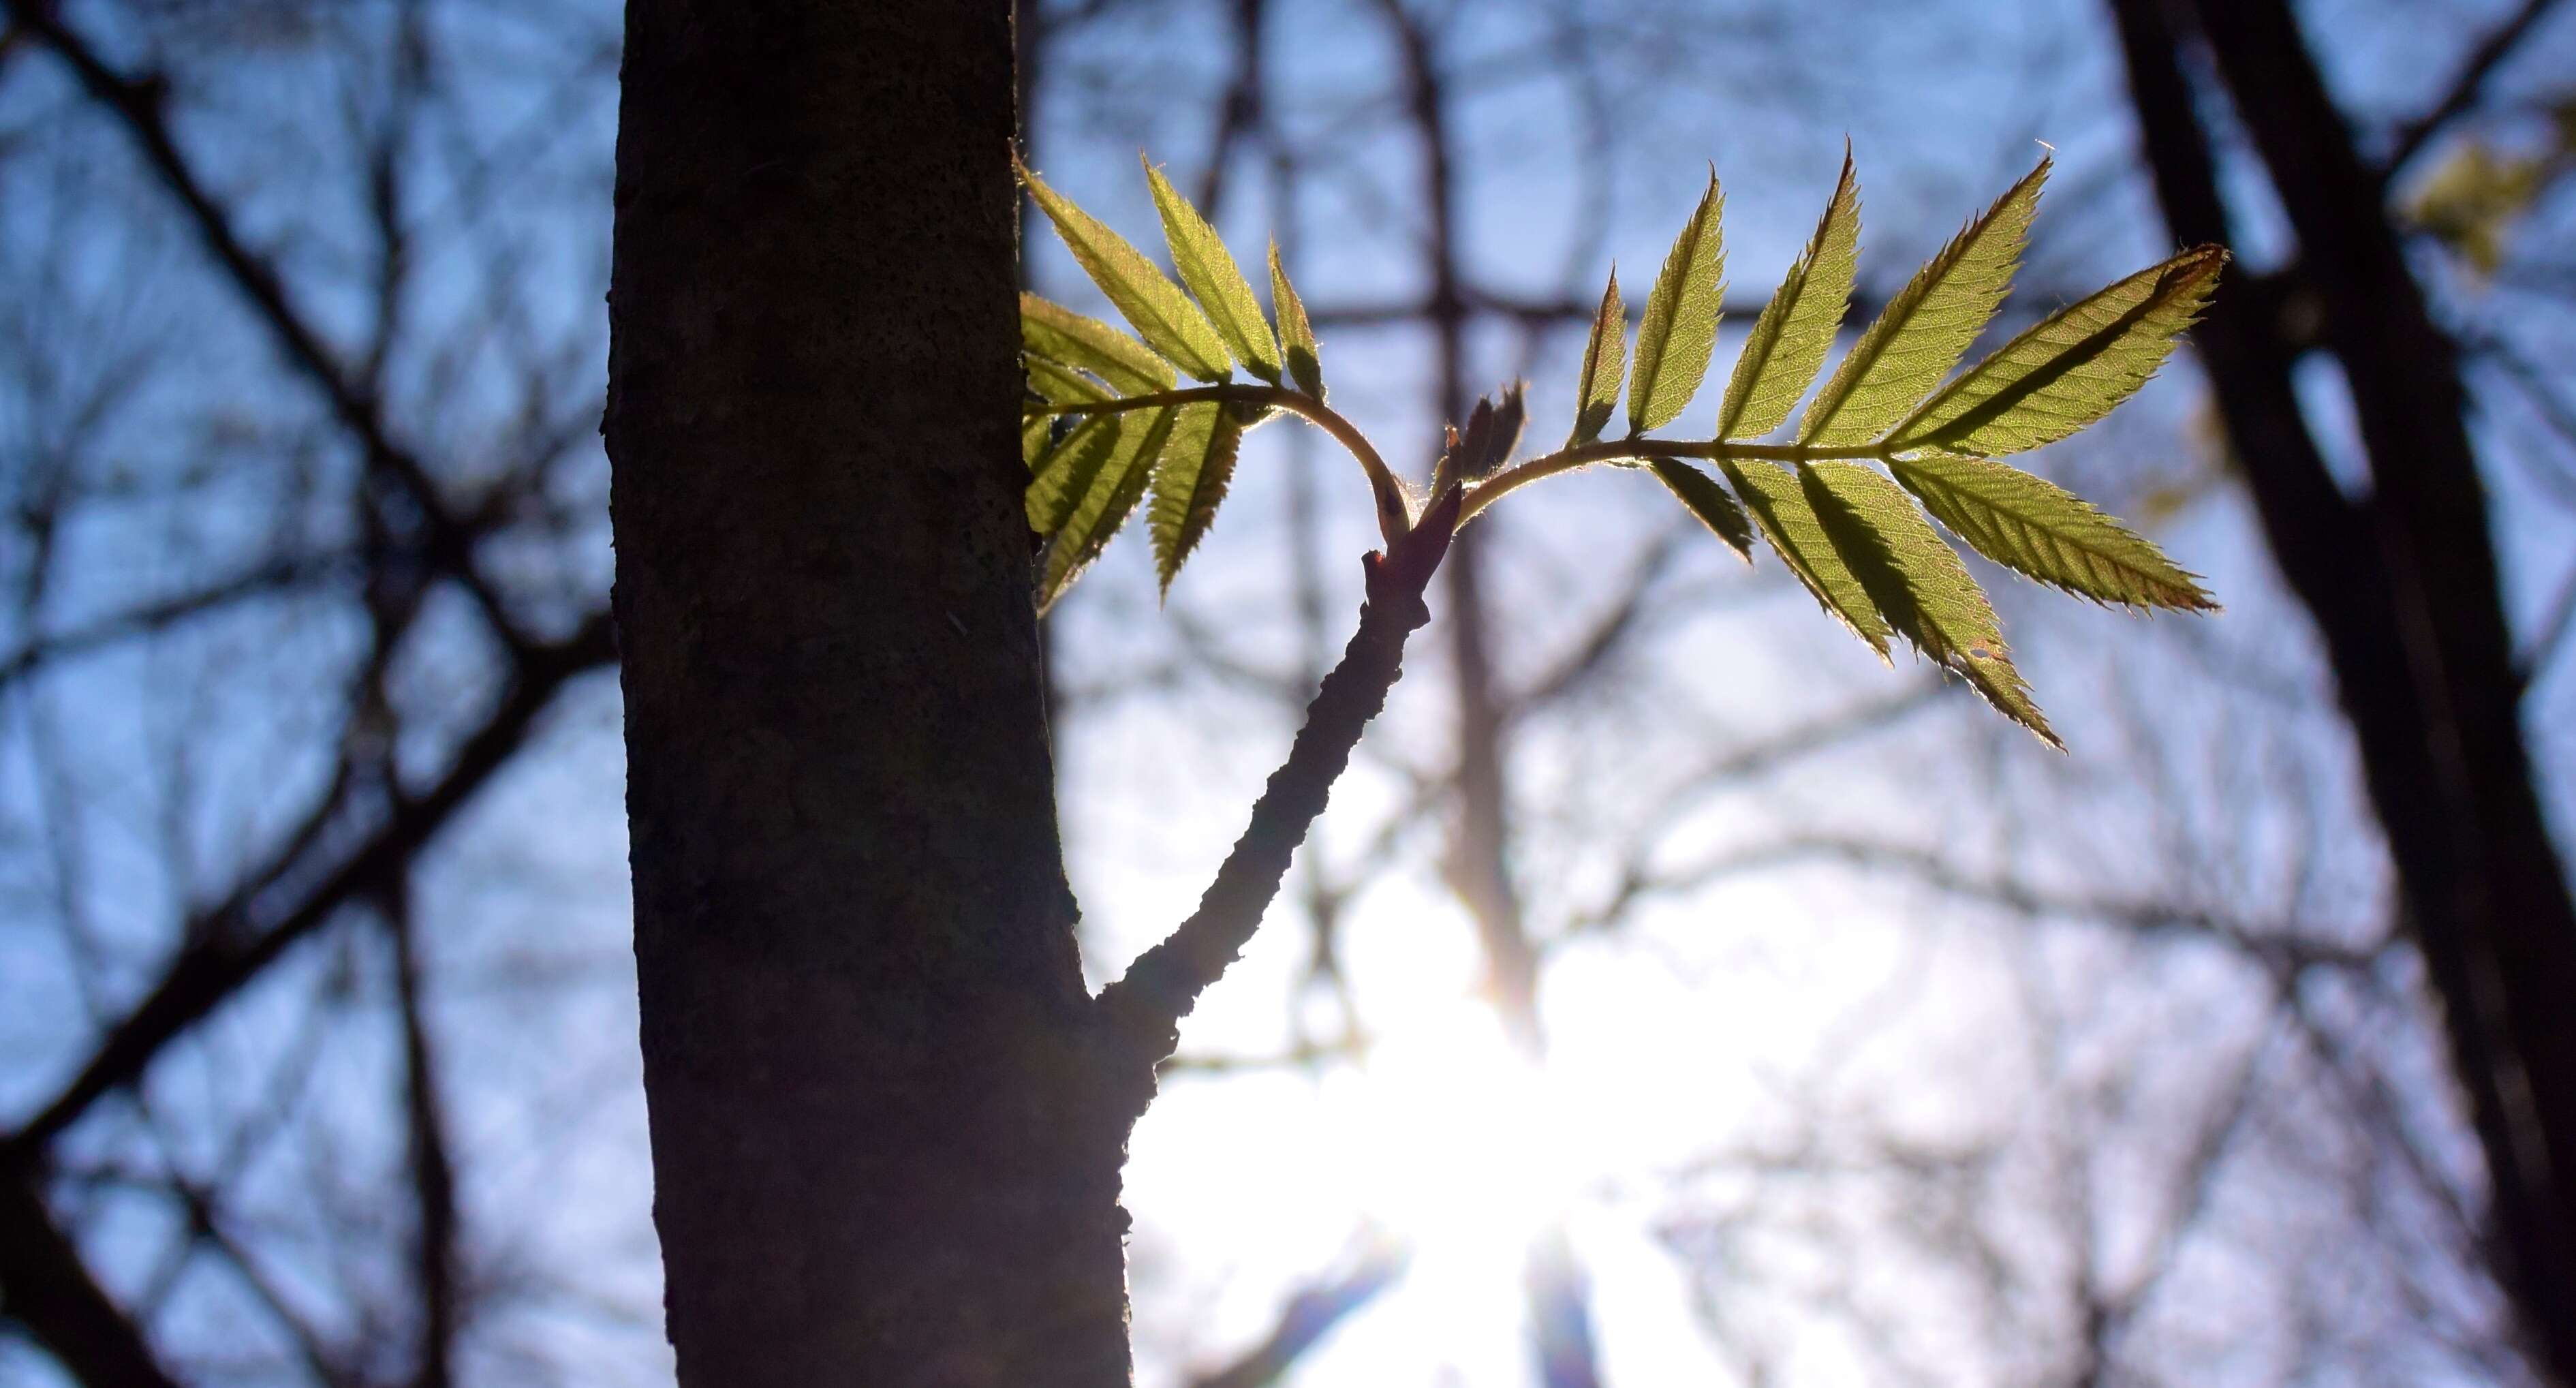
1031 384 1412 543
1459 437 1892 523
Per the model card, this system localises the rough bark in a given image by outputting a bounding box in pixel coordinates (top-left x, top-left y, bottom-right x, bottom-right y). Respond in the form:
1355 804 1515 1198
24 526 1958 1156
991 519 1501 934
2107 0 2576 1374
604 4 1133 1385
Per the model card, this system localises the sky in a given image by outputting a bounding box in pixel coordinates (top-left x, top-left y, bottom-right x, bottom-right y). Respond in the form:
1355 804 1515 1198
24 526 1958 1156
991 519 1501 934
3 0 2573 1385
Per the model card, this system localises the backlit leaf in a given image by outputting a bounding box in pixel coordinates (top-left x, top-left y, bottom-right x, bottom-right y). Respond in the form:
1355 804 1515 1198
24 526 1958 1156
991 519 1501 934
1022 413 1055 469
1027 412 1130 534
1568 270 1626 445
1037 405 1185 611
1148 403 1247 594
1021 293 1175 397
1627 173 1727 435
1801 158 2047 447
1025 354 1113 407
1649 458 1752 560
1889 245 2225 457
1269 240 1325 399
1891 450 2214 610
1801 461 2059 747
1145 159 1283 384
1019 157 1232 383
1718 459 1889 656
1717 149 1859 441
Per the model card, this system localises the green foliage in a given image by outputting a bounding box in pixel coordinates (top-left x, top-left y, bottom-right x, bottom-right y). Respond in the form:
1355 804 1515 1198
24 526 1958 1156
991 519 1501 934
1649 458 1752 560
1803 461 2056 747
1626 172 1728 435
1019 157 1232 382
1021 293 1176 397
1039 405 1182 612
1145 159 1284 384
1269 241 1325 399
1891 450 2215 610
1015 149 2222 745
1718 149 1859 442
1568 271 1626 446
1147 403 1247 594
1720 458 1891 656
1891 246 2224 456
1802 158 2045 447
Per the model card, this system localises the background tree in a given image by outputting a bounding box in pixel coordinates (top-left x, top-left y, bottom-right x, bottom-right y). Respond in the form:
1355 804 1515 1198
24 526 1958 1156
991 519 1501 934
3 1 2573 1385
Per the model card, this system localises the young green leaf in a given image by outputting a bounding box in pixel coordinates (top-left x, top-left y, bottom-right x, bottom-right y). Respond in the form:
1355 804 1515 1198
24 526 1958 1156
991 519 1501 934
1568 270 1626 446
1889 245 2226 457
1891 450 2215 610
1147 403 1247 593
1022 413 1056 470
1026 354 1113 406
1021 293 1177 397
1027 412 1127 534
1718 459 1890 656
1145 159 1283 384
1019 157 1232 383
1649 458 1752 560
1627 172 1727 435
1269 240 1325 399
1801 157 2048 447
1038 406 1184 611
1801 461 2059 747
1716 149 1859 441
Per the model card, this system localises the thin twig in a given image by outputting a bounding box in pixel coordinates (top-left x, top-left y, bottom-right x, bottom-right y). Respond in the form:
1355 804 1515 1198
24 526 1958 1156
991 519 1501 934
1096 488 1461 1082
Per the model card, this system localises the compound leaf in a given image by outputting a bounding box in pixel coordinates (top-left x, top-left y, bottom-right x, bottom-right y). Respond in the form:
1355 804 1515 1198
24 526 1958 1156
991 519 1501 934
1801 460 2058 747
1649 458 1752 560
1627 172 1727 435
1022 293 1175 397
1568 269 1626 445
1802 157 2047 447
1022 413 1055 469
1019 157 1232 383
1891 450 2214 610
1718 149 1859 441
1890 245 2226 457
1145 159 1283 384
1025 354 1113 406
1269 240 1325 399
1719 458 1890 657
1147 403 1247 594
1037 405 1183 611
1028 412 1129 534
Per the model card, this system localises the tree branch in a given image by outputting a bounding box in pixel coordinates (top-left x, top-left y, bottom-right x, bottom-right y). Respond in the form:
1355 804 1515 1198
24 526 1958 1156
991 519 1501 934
0 1171 182 1388
0 613 612 1167
1 0 522 647
2382 0 2567 182
1097 489 1459 1081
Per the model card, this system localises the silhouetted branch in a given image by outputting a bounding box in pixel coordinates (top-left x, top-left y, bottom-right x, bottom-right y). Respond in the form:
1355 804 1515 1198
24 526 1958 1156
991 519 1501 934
0 1171 182 1388
2382 0 2566 181
1 0 521 645
1099 491 1459 1084
0 612 613 1165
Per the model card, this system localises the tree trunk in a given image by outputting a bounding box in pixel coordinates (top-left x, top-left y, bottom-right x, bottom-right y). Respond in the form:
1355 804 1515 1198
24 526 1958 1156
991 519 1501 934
604 4 1134 1384
2107 1 2576 1375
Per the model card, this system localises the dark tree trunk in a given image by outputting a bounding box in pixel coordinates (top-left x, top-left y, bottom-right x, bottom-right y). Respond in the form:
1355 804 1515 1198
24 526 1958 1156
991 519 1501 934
2107 0 2576 1375
604 4 1134 1384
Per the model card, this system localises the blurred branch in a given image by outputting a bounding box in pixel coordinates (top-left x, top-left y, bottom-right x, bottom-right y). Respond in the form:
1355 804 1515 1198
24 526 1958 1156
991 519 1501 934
0 552 348 695
0 0 524 647
0 1172 183 1388
390 885 461 1388
1185 1237 1406 1388
2382 0 2567 183
0 612 613 1167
